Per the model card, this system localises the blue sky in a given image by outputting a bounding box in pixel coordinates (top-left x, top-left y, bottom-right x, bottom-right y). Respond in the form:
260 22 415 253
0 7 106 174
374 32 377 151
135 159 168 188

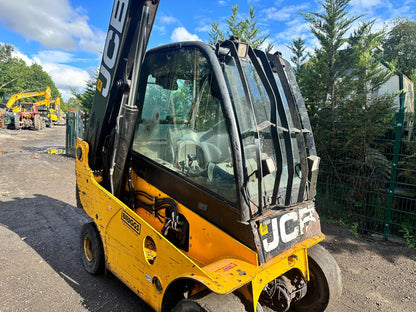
0 0 415 100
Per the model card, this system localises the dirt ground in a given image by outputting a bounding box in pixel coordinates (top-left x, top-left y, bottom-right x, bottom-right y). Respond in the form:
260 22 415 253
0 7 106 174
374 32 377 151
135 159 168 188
0 126 415 312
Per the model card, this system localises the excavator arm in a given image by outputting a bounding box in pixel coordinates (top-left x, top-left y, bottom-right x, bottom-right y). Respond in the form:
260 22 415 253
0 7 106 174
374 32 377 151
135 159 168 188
6 86 51 109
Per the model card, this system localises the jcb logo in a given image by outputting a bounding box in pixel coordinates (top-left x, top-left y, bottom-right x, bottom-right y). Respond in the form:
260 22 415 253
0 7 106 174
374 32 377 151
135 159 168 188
261 206 317 253
98 0 129 97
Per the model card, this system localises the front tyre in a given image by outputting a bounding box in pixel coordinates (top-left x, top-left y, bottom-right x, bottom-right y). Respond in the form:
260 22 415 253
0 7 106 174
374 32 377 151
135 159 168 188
292 244 342 312
14 114 20 130
172 292 245 312
80 222 105 275
33 115 41 130
172 299 206 312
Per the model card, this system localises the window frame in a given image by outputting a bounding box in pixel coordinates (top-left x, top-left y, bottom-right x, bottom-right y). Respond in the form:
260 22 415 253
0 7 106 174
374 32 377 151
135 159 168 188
131 42 245 211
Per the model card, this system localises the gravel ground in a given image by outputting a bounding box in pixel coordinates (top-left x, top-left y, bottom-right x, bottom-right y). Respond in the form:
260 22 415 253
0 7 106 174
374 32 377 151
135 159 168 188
0 126 415 312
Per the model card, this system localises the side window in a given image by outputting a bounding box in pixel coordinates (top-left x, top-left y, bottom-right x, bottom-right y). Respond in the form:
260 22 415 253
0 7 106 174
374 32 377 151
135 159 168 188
132 48 237 202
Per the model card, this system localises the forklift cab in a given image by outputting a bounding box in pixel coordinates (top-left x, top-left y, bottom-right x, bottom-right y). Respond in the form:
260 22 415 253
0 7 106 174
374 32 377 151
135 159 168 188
130 39 320 263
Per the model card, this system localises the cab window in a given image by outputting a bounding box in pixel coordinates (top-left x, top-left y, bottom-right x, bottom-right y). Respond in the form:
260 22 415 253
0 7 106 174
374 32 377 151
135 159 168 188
132 47 237 203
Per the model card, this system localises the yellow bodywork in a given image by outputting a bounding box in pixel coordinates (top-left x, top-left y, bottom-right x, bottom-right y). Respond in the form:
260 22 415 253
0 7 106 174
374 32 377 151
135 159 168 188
35 96 61 122
76 139 324 312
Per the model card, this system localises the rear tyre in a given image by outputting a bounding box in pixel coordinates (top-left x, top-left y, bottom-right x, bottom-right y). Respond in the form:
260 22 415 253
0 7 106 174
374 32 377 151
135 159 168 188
292 244 342 312
80 222 105 275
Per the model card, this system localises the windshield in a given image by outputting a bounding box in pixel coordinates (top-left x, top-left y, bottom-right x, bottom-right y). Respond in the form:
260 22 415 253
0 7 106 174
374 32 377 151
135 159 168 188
132 47 238 203
20 104 34 112
223 54 301 208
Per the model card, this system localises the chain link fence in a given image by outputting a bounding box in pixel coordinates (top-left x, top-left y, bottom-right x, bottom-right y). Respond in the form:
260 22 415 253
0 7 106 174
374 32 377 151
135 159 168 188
310 103 415 241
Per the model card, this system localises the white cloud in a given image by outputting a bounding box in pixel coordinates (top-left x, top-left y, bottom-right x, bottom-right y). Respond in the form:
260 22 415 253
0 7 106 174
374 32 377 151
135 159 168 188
11 50 34 66
195 23 211 33
12 48 91 101
0 0 105 53
171 27 201 42
33 51 75 64
271 17 311 46
39 61 90 89
160 15 179 24
45 62 90 101
262 4 310 22
350 0 384 11
154 25 167 36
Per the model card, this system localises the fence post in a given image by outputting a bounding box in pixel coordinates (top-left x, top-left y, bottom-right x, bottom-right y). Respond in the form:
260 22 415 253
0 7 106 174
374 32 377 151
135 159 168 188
65 111 84 157
66 111 76 157
384 74 405 240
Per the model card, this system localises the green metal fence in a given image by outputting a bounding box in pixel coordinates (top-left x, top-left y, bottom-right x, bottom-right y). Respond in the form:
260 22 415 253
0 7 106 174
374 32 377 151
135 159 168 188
311 104 416 241
65 111 84 157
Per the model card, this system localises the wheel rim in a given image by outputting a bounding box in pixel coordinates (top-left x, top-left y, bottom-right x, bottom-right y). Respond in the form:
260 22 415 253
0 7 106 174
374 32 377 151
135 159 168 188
84 237 93 262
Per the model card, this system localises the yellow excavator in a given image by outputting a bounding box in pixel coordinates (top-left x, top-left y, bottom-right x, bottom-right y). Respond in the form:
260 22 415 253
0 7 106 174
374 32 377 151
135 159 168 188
75 1 342 312
0 86 51 129
35 94 62 127
51 97 65 124
35 97 63 126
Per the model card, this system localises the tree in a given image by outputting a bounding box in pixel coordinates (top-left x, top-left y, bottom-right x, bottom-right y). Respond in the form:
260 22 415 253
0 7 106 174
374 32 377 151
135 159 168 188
300 3 398 229
344 20 392 100
71 72 98 117
286 37 308 74
0 58 29 94
335 20 394 151
0 43 61 100
382 18 416 79
0 44 13 63
0 44 30 95
66 97 82 111
301 0 362 108
24 63 60 98
208 5 273 52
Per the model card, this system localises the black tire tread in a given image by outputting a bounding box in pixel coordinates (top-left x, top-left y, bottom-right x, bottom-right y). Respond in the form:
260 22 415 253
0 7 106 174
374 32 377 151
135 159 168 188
292 244 342 312
80 222 105 275
172 292 245 312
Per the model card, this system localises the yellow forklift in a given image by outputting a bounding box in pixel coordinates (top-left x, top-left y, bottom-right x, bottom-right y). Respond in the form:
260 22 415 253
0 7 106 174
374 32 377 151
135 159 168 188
76 1 342 311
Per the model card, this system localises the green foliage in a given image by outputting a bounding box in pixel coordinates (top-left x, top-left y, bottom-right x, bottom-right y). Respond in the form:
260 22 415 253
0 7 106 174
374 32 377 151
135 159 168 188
66 97 82 111
383 18 416 79
286 37 307 74
397 138 416 198
71 71 97 117
208 5 273 52
26 63 60 98
299 1 412 240
0 44 30 95
350 222 359 238
0 43 61 100
301 0 362 108
208 22 224 47
343 20 391 96
400 226 416 249
0 44 13 63
307 16 395 165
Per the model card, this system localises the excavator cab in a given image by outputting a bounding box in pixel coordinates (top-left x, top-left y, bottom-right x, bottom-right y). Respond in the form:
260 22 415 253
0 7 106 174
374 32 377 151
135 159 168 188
76 1 341 311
